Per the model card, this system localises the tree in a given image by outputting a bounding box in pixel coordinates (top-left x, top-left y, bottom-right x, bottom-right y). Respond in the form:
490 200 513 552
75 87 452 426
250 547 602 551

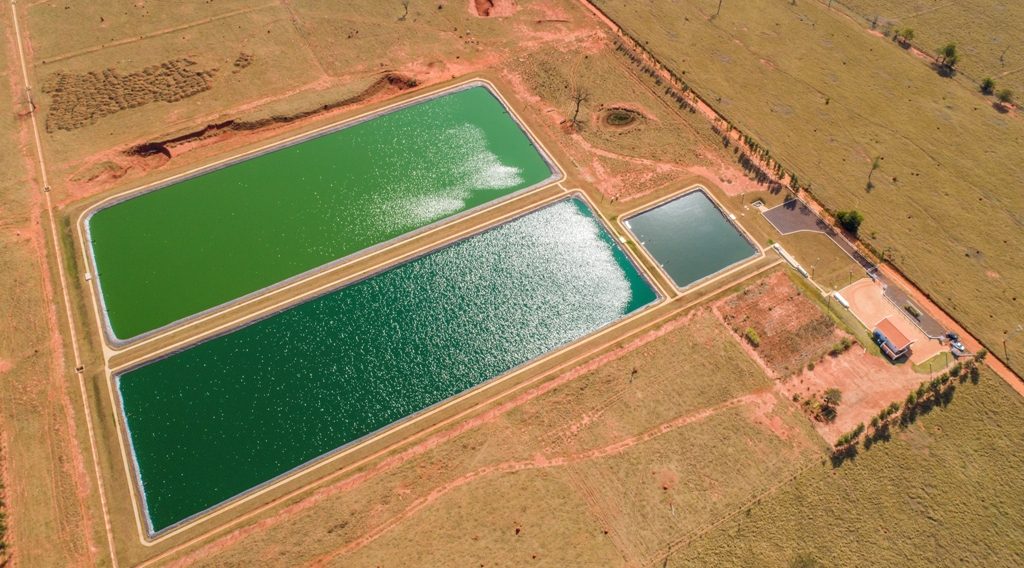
569 85 590 129
937 42 959 73
981 77 996 95
894 27 915 46
866 155 881 190
996 89 1014 108
823 388 843 407
905 390 918 406
835 210 864 234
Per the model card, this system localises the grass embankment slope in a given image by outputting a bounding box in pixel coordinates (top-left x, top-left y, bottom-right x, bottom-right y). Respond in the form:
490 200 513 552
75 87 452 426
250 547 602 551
673 369 1024 566
593 0 1024 373
838 0 1024 96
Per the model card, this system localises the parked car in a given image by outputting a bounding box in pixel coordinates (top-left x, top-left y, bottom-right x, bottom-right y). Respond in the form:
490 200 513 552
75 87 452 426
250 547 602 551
946 332 966 352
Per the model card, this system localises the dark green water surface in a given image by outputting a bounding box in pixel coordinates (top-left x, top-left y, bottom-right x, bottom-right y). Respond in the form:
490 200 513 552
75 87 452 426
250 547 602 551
118 198 656 533
90 85 553 340
624 190 756 288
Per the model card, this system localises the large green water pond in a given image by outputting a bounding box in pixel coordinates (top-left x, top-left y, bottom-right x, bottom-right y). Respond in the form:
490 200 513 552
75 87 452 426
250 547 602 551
118 197 657 534
89 85 554 340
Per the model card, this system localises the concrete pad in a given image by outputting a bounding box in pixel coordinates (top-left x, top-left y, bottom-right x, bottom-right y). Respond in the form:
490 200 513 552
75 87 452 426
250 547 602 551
840 278 945 365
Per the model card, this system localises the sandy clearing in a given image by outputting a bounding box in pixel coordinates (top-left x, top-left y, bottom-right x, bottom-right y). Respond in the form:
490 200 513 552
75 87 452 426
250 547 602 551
841 278 945 365
779 346 944 443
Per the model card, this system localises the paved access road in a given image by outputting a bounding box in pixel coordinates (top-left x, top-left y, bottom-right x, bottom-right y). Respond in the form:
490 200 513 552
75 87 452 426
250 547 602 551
763 198 946 338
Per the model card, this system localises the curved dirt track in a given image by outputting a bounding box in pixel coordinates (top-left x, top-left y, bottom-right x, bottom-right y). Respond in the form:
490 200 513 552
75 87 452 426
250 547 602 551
306 392 769 566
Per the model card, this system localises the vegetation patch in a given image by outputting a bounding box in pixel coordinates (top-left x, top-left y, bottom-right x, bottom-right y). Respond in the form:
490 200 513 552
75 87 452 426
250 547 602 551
716 271 840 377
600 106 642 128
42 58 219 131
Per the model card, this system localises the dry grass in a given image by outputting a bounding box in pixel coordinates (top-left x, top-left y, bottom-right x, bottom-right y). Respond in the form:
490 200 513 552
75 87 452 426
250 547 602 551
33 3 325 170
837 0 1024 96
670 369 1024 567
594 0 1024 374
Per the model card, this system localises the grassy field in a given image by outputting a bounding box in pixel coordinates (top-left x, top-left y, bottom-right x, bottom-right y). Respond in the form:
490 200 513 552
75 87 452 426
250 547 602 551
594 0 1024 374
672 368 1024 566
836 0 1024 96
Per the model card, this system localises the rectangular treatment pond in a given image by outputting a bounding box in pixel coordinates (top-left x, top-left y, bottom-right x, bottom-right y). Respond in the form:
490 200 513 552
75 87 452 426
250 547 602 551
623 189 758 289
87 82 557 341
117 197 657 534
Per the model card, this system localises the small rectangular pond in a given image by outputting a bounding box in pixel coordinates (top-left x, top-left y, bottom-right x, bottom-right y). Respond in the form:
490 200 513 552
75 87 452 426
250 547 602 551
623 189 757 289
87 83 557 341
117 197 657 534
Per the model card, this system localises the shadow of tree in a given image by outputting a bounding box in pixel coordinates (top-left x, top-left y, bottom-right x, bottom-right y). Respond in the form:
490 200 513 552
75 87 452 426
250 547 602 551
830 444 859 468
931 62 957 78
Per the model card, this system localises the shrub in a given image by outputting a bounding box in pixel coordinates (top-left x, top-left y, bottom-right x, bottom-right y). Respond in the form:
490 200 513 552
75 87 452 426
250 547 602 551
893 27 915 44
835 210 864 234
823 388 842 407
829 337 853 356
997 89 1014 108
807 361 816 372
744 327 761 347
981 77 996 95
851 423 865 439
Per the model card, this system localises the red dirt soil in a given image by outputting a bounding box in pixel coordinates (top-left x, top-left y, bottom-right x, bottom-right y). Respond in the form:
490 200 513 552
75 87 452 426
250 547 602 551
715 271 842 378
471 0 518 18
778 345 946 443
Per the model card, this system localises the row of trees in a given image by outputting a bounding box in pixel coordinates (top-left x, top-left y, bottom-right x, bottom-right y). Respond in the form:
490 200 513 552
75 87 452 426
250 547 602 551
831 350 987 465
921 41 1015 107
890 32 1015 108
980 77 1014 108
